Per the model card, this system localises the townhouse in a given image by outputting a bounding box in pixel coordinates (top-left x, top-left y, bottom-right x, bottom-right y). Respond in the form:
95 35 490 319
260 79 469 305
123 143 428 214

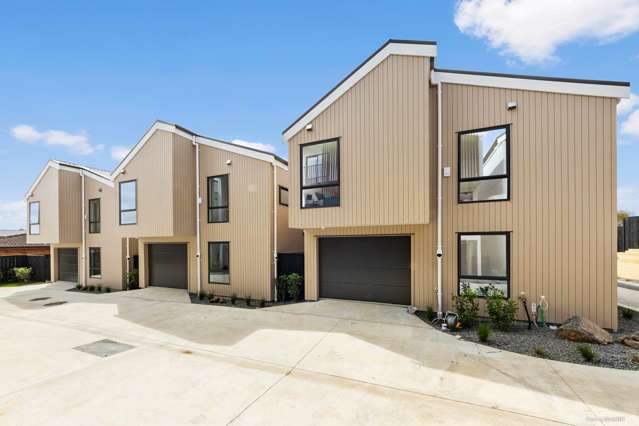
26 121 303 300
283 40 630 330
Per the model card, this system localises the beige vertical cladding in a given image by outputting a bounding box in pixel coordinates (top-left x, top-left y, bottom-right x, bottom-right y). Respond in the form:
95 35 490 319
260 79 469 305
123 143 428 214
276 168 304 253
57 170 82 244
287 54 431 229
172 134 196 236
198 144 273 300
26 167 60 244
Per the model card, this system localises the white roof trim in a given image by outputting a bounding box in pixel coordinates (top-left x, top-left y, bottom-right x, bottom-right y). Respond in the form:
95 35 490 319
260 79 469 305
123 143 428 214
431 70 630 99
25 160 114 199
112 121 287 177
283 41 437 141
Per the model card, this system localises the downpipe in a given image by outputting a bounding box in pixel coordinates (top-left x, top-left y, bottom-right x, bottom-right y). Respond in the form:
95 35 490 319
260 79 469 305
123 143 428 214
193 136 202 296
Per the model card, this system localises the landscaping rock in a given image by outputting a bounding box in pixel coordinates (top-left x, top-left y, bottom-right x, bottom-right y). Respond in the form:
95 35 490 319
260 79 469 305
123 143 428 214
633 355 639 365
619 332 639 349
556 316 613 345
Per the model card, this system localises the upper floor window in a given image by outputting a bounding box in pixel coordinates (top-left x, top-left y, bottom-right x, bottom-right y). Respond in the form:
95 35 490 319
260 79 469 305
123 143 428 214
89 198 100 233
279 186 289 206
458 232 510 298
29 202 40 235
208 174 229 223
119 180 137 225
458 125 509 203
300 138 339 208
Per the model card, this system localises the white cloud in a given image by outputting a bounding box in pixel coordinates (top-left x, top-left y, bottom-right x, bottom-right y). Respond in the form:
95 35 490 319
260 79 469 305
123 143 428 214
619 186 639 215
454 0 639 64
622 109 639 138
110 145 130 162
10 124 101 155
618 93 639 116
231 139 275 153
0 200 25 230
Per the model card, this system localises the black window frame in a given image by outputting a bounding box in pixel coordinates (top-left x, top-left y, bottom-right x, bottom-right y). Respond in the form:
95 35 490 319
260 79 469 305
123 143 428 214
29 201 40 235
207 174 230 223
457 231 511 298
208 241 230 284
119 180 137 225
457 124 511 204
88 198 101 234
278 186 289 206
89 247 101 278
299 137 340 209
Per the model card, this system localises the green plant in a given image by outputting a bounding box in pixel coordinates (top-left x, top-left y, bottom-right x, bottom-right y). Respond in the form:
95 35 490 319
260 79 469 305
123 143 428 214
127 269 139 290
246 295 252 306
105 287 111 293
482 285 518 331
259 299 266 308
97 285 102 292
534 346 547 358
477 323 491 342
424 306 436 321
75 284 82 290
198 292 205 301
12 267 32 283
277 275 289 301
81 285 88 291
453 284 479 327
88 285 95 292
231 293 237 305
621 307 634 320
577 344 597 362
287 273 303 300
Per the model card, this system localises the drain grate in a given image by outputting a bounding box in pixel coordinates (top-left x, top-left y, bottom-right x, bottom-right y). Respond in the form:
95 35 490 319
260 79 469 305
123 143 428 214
73 339 134 358
43 301 67 307
30 297 51 302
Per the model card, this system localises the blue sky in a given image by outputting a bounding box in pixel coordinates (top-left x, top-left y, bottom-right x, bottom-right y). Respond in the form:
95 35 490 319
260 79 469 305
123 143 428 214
1 0 638 229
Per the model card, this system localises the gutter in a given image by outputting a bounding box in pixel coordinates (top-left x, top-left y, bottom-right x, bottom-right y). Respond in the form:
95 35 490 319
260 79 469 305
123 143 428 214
193 136 202 296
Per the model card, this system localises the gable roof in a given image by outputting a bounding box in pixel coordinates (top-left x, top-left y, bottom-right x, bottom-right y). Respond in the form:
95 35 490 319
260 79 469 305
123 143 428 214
282 39 438 140
25 159 114 198
432 68 630 98
112 120 287 177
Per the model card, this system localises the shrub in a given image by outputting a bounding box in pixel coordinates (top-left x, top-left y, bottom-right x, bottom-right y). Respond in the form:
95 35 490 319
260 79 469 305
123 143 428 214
453 284 479 328
477 323 491 342
97 285 102 292
105 287 111 293
577 344 597 362
231 293 237 305
534 346 547 358
621 307 634 320
482 285 518 331
88 285 95 292
259 299 266 308
13 267 32 283
277 275 289 302
127 269 139 290
198 292 205 301
75 284 82 290
246 295 252 306
424 306 436 321
287 273 303 300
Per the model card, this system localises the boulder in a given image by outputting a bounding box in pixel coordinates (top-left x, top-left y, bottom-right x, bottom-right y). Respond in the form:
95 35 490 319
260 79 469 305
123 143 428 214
556 316 613 345
632 355 639 365
619 332 639 349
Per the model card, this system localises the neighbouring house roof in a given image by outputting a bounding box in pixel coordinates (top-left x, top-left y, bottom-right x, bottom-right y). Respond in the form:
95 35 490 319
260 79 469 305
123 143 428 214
0 230 25 237
282 39 631 140
282 39 438 140
0 232 48 248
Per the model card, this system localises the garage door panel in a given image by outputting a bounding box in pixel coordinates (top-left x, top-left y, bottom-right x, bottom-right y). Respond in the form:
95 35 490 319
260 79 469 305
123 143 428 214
58 248 78 283
148 244 187 289
319 236 410 305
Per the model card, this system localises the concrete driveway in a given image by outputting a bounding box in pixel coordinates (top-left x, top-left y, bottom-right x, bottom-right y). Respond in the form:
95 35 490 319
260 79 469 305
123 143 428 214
0 283 637 425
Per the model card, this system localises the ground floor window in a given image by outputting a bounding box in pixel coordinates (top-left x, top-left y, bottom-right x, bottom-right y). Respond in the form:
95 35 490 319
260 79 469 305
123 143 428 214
208 242 229 284
458 232 509 297
89 247 101 278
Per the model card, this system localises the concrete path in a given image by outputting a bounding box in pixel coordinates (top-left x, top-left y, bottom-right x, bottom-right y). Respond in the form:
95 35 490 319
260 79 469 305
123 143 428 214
0 283 637 425
619 281 639 311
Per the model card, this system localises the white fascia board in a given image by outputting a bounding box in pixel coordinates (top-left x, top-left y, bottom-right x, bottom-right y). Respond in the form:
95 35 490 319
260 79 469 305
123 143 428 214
432 71 630 99
196 136 288 170
283 42 437 141
25 161 113 199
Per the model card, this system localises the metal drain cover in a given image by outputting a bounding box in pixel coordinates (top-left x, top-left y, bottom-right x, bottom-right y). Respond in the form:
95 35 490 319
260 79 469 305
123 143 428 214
30 297 51 302
74 339 134 358
43 301 67 307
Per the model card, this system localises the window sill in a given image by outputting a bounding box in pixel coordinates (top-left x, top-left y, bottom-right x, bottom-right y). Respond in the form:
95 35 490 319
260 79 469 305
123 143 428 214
89 275 102 279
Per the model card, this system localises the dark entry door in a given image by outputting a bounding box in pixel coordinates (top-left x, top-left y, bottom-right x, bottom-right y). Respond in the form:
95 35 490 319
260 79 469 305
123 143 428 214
58 248 78 282
148 244 188 289
319 236 411 305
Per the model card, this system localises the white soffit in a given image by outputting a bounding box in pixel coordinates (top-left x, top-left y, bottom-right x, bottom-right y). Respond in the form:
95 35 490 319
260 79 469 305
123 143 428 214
432 70 630 99
282 41 437 141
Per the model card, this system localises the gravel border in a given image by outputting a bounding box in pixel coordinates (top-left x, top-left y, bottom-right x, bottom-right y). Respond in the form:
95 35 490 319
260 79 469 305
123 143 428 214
189 293 305 309
417 309 639 371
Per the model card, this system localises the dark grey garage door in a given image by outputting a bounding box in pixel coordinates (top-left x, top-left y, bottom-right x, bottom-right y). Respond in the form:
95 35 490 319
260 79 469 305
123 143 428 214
58 248 78 282
319 236 410 305
148 244 188 289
